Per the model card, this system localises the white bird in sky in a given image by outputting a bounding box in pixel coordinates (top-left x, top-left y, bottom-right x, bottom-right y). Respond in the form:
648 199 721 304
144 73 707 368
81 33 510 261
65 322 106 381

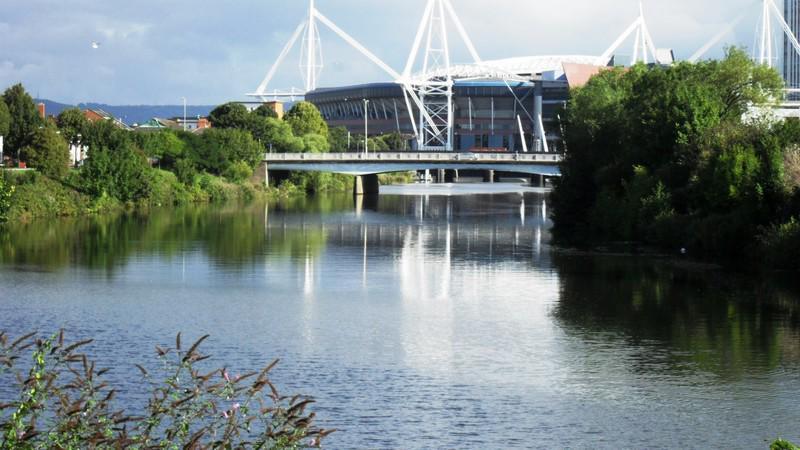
91 42 101 49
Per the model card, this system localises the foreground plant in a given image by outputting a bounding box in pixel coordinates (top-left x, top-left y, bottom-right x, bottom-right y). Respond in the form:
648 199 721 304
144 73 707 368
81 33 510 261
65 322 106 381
0 331 333 448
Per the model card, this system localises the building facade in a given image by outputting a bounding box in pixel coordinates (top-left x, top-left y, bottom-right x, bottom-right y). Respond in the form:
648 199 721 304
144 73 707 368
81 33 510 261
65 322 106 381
306 79 569 153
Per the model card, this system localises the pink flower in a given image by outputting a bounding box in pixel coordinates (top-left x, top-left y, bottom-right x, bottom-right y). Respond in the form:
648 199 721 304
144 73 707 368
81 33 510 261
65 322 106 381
222 411 229 419
232 403 240 411
223 371 230 382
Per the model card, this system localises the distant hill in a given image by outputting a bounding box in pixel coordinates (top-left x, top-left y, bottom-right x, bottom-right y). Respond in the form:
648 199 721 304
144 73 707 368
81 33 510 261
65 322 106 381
35 99 216 126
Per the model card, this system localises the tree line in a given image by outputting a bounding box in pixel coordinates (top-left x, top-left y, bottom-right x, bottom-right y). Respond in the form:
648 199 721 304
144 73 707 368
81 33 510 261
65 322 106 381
0 85 367 221
552 48 800 270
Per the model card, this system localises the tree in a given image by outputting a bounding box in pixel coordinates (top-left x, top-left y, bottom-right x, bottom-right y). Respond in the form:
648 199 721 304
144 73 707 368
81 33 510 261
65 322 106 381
0 101 10 140
251 117 304 153
329 126 349 152
2 84 41 155
253 104 279 119
208 102 251 130
302 133 329 153
83 119 131 152
380 132 406 150
135 131 186 168
81 143 151 202
19 125 70 179
190 128 263 175
56 108 90 144
284 101 328 138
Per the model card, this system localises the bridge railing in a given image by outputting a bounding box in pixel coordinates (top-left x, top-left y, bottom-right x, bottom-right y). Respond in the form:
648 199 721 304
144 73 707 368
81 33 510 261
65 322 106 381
263 152 562 163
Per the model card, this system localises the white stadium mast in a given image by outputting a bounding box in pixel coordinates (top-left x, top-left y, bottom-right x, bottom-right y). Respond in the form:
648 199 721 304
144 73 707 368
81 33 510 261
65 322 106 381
404 0 482 151
596 2 660 66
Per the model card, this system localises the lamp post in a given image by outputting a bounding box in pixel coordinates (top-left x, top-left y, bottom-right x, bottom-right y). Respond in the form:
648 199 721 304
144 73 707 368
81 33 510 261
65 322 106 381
181 97 187 132
363 99 370 155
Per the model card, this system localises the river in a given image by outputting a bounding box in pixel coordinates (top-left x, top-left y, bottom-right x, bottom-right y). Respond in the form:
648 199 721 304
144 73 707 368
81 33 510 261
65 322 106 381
0 183 799 449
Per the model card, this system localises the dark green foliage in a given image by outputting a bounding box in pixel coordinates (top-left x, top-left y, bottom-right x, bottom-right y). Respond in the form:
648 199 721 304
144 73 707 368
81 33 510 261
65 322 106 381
0 100 10 139
208 102 251 129
379 132 406 150
0 331 333 448
56 108 90 144
329 126 349 152
552 48 792 262
253 103 279 119
772 439 800 450
0 175 13 222
18 124 70 179
249 116 304 152
284 101 328 138
223 160 254 182
302 133 329 153
83 119 131 152
2 84 41 154
134 130 186 168
81 143 151 202
189 128 263 175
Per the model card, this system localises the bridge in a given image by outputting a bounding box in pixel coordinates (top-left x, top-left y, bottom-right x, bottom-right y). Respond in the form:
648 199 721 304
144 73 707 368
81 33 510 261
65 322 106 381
262 152 562 195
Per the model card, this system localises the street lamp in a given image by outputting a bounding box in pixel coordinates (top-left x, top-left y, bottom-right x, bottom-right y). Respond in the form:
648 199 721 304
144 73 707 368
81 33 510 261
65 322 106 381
363 99 370 155
181 97 187 132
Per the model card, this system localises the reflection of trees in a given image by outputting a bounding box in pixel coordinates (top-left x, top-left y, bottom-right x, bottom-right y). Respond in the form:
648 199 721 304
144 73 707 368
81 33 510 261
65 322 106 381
0 201 331 274
552 254 800 378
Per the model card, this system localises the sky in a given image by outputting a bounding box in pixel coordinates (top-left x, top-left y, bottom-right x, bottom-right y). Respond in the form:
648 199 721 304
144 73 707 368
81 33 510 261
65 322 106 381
0 0 768 105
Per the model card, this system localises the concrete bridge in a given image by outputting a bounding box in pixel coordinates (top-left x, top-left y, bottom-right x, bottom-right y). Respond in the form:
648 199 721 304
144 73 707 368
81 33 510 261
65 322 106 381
262 152 563 195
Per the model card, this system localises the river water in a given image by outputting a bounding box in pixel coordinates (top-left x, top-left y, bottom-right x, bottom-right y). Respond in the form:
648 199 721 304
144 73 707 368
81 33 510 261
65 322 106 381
1 184 799 449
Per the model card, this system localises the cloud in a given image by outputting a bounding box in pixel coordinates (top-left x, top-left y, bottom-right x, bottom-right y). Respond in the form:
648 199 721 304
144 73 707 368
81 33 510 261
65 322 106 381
0 0 776 105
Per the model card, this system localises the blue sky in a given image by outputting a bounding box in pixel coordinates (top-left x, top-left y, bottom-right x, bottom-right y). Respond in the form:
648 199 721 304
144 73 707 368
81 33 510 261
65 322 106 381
0 0 765 105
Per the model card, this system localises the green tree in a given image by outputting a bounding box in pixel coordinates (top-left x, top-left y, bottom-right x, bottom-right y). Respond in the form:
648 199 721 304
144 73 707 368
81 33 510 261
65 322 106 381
253 103 279 119
0 101 10 140
190 128 263 175
56 108 90 144
135 131 186 168
208 102 251 130
284 101 328 138
222 160 254 182
19 125 70 179
552 47 786 259
302 133 329 153
2 84 41 155
380 132 406 150
253 117 304 153
81 143 151 202
329 126 349 152
83 119 131 152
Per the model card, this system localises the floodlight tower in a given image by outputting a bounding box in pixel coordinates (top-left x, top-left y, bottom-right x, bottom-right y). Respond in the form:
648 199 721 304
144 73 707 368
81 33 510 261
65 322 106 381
404 0 482 152
300 0 323 93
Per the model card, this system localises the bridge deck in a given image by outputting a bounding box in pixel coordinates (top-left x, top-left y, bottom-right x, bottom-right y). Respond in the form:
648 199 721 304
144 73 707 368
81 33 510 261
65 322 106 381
264 152 562 164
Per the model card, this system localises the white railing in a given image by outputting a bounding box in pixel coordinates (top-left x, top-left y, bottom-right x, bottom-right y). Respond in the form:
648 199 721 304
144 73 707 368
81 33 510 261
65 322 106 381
263 152 562 163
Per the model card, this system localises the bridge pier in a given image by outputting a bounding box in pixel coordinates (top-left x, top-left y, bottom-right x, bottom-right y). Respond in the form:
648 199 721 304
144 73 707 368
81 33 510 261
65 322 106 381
445 169 459 183
436 169 446 183
531 174 545 188
483 170 496 183
354 174 380 196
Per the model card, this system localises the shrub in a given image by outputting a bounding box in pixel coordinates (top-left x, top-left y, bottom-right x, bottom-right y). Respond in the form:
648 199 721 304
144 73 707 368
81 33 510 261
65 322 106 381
81 144 152 203
0 175 14 222
19 125 70 179
758 218 800 270
0 331 333 448
223 160 254 183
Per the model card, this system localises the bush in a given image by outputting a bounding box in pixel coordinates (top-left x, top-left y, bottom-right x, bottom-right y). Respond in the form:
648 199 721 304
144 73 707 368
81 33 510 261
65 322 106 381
0 331 333 448
758 218 800 270
19 125 71 179
6 176 93 221
223 160 254 183
0 175 14 222
81 144 152 203
190 129 263 176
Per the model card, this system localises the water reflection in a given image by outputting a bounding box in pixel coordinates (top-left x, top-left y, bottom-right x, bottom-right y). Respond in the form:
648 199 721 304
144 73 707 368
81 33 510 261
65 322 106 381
1 189 800 448
552 254 800 377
